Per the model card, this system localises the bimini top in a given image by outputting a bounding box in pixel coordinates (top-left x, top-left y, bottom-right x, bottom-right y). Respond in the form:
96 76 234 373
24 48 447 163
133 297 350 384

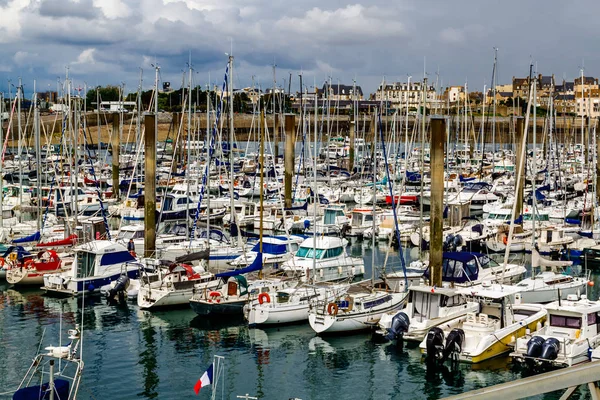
423 252 486 284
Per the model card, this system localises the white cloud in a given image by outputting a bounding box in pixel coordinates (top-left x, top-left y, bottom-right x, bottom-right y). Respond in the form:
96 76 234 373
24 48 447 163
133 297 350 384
73 48 96 64
13 50 38 65
92 0 131 19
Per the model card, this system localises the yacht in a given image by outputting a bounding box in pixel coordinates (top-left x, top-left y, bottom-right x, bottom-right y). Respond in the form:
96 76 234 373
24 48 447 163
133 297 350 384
281 237 365 283
6 250 71 286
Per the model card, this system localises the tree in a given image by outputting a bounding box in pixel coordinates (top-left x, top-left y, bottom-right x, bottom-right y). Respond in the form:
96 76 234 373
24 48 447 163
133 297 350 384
85 86 121 109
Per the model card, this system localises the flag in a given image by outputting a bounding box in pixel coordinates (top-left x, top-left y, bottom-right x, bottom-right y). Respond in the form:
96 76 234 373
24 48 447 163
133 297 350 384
194 363 213 395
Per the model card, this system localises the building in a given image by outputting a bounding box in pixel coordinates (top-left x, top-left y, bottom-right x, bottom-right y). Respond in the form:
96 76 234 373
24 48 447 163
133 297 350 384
374 81 436 110
512 74 554 100
575 88 600 118
320 84 364 101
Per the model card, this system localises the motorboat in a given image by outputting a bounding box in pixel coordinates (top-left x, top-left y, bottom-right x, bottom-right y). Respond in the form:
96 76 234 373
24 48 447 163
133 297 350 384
376 284 479 342
511 294 600 368
281 237 364 283
420 284 547 364
42 240 141 296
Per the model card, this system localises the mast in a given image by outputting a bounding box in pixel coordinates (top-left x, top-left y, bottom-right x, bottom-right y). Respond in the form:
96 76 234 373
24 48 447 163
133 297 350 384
0 91 3 228
17 77 22 221
186 54 193 236
205 84 211 242
34 90 41 231
372 108 378 288
259 110 265 279
581 67 585 174
312 82 318 282
418 77 427 258
228 54 236 246
492 48 498 168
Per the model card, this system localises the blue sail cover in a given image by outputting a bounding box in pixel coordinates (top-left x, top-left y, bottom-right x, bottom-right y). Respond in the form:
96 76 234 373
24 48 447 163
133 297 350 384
13 379 69 400
423 252 480 283
284 202 308 211
12 231 41 244
215 252 262 278
459 175 476 183
2 246 31 259
579 230 594 238
251 242 286 254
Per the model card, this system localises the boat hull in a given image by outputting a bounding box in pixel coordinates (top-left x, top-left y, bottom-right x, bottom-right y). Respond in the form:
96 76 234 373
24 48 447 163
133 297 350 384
190 298 246 316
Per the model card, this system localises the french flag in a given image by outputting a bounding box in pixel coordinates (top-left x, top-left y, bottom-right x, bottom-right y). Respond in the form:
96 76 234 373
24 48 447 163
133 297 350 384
194 364 213 395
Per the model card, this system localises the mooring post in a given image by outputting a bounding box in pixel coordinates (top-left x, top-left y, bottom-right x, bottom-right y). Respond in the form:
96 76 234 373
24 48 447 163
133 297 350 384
144 114 157 258
429 116 446 288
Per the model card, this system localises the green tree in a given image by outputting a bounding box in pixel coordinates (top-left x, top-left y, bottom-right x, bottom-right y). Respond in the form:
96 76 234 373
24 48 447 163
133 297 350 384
85 85 121 109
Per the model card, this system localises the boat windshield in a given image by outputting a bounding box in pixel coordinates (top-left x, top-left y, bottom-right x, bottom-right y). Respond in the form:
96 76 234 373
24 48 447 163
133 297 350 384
296 247 324 259
76 251 96 278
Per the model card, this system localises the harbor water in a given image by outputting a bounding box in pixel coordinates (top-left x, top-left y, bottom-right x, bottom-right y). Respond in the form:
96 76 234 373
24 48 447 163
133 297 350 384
1 241 598 399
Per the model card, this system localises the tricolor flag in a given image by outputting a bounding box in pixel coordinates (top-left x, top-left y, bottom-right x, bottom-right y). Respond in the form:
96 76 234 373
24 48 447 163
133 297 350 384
194 363 213 395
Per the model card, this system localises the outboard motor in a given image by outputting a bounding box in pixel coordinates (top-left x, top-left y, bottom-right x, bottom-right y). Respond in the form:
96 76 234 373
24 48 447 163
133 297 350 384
453 235 463 250
443 328 465 362
540 338 560 361
107 274 130 303
385 312 410 341
443 234 455 251
525 336 545 358
425 327 445 361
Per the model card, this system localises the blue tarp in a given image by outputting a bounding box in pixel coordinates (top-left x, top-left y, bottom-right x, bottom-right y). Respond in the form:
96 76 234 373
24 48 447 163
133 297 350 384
215 252 262 278
12 231 41 244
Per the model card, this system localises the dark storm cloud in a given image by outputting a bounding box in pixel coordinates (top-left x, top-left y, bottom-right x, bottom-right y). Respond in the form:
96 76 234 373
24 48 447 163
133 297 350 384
38 0 100 20
2 0 600 96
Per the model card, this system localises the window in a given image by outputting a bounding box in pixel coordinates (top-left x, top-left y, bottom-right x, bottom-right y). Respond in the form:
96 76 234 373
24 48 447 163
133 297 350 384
324 247 343 259
296 247 324 259
588 313 597 325
550 314 582 329
76 251 96 278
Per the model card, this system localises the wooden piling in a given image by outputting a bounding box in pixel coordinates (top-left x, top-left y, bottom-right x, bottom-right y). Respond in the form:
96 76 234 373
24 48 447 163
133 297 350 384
515 117 525 219
111 113 120 201
144 114 157 258
429 116 446 288
284 114 295 208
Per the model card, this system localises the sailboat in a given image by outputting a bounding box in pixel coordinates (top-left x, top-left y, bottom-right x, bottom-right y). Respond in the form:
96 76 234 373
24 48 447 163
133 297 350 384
12 324 83 399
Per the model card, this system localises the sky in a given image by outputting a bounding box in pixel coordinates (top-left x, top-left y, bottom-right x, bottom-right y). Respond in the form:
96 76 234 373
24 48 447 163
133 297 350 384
1 0 600 98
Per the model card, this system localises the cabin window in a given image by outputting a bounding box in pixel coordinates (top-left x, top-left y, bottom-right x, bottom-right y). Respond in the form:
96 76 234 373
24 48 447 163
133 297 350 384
227 282 237 296
177 197 190 205
324 247 343 259
550 315 582 329
296 247 324 259
277 292 290 304
588 313 597 325
76 251 96 278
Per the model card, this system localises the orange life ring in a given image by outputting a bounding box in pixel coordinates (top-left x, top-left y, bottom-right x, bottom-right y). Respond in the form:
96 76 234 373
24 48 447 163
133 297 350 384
258 292 271 305
327 302 339 316
503 236 508 245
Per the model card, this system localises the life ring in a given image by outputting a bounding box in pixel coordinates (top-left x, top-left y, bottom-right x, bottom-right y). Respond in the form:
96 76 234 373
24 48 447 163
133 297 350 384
258 292 271 305
327 302 339 316
503 236 508 245
0 257 4 267
24 259 34 268
209 291 221 298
